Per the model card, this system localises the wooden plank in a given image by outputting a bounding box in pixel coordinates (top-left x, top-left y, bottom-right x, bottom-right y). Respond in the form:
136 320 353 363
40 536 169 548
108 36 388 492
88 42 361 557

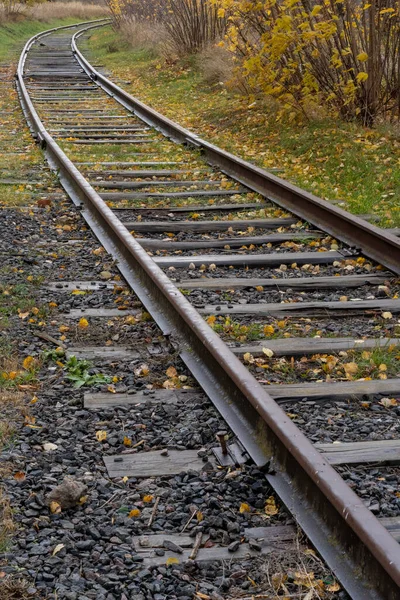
177 274 389 290
264 379 400 402
141 541 291 566
62 308 140 318
47 281 120 291
231 337 400 357
199 298 400 316
315 440 400 465
104 449 214 478
67 346 140 360
94 180 226 189
102 189 247 200
84 388 200 408
155 251 344 268
132 525 295 553
124 218 297 232
379 517 400 542
112 202 268 213
139 232 321 250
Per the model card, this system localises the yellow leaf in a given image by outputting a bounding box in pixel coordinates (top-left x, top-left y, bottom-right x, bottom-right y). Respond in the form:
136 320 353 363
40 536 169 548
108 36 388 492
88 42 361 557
107 385 116 394
243 352 254 363
166 366 178 378
255 286 264 292
263 325 275 335
265 496 278 516
59 325 69 333
72 290 86 295
217 7 225 18
143 495 154 503
357 52 368 62
78 495 88 505
166 557 180 565
122 476 129 483
18 311 29 320
326 582 340 592
206 315 216 325
356 72 368 83
96 430 107 442
31 307 39 315
78 318 89 329
123 436 132 446
379 397 397 407
128 508 141 518
310 5 322 16
50 501 62 514
379 363 387 371
23 356 34 370
239 502 251 513
196 510 203 521
343 362 358 379
52 543 65 556
48 302 57 308
382 312 392 319
30 395 38 404
262 348 274 358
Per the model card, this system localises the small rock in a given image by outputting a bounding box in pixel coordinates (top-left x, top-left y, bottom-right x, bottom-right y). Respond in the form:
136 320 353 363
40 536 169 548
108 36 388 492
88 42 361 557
163 540 183 554
228 540 240 553
46 477 87 510
100 271 112 280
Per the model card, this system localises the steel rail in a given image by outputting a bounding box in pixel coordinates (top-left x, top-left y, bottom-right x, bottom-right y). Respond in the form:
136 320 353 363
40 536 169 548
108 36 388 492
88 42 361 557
16 21 400 600
72 25 400 275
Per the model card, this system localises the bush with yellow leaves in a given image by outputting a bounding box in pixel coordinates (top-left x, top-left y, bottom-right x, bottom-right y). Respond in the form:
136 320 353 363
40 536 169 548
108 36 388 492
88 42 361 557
214 0 400 125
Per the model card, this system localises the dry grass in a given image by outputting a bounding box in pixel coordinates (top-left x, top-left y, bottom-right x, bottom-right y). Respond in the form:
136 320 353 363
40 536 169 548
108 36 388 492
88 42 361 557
28 1 109 21
118 19 167 56
0 1 109 24
0 575 32 600
197 44 233 86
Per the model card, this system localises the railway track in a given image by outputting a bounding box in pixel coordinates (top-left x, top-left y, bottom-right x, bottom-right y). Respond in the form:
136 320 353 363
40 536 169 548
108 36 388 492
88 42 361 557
11 19 400 599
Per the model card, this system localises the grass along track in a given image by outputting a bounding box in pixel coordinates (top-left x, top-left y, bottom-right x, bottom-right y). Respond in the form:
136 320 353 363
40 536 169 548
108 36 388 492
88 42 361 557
86 26 400 227
3 18 400 600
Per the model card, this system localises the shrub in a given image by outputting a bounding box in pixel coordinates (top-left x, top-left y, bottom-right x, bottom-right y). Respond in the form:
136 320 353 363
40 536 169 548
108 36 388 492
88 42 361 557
218 0 400 125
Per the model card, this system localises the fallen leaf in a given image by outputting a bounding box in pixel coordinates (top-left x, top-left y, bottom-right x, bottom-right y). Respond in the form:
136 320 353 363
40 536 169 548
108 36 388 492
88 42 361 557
14 471 26 482
326 581 341 592
123 436 132 446
382 312 393 319
96 430 107 442
379 397 397 407
52 543 65 556
166 366 177 378
128 508 141 518
265 495 278 517
262 347 274 358
239 502 251 513
50 501 62 514
23 356 34 370
78 317 89 329
143 495 154 503
166 557 180 565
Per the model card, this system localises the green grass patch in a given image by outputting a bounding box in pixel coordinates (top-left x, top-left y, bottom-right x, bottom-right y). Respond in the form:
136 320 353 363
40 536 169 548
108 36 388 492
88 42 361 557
87 26 400 226
0 17 87 62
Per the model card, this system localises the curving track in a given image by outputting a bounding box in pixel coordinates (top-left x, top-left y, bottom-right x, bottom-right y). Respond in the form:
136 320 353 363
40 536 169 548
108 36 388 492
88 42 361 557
16 20 400 599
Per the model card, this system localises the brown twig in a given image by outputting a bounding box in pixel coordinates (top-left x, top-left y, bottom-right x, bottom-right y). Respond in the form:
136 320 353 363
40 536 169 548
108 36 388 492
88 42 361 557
189 532 202 560
148 496 160 527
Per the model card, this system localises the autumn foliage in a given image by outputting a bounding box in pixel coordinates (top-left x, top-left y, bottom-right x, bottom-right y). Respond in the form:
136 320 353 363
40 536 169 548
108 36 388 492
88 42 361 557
108 0 400 125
